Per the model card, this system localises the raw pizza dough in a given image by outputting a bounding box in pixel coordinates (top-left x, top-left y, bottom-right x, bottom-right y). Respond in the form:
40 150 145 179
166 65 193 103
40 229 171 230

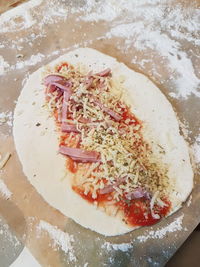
13 48 193 236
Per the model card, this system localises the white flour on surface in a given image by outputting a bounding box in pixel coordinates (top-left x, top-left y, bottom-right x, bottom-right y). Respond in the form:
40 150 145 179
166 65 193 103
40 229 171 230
0 56 10 75
0 0 199 99
101 241 132 252
37 220 76 262
0 111 13 127
137 214 184 242
187 195 192 207
192 134 200 165
14 53 45 70
0 0 43 33
0 179 12 199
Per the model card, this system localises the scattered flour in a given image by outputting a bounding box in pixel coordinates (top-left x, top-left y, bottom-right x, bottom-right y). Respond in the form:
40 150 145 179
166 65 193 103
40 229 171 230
137 214 184 242
0 56 10 75
0 111 13 127
101 241 132 252
192 134 200 165
0 179 12 199
0 0 199 99
14 53 45 70
187 195 192 207
37 220 76 262
0 0 43 33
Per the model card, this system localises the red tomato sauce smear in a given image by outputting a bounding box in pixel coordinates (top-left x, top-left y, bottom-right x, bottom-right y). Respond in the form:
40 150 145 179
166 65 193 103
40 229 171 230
72 186 170 226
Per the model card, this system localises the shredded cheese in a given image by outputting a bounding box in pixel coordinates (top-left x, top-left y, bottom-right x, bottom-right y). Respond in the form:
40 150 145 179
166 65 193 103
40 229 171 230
150 191 161 219
43 63 171 214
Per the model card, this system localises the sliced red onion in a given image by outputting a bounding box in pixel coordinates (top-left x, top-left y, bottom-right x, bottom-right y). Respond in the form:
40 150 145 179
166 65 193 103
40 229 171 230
59 146 100 163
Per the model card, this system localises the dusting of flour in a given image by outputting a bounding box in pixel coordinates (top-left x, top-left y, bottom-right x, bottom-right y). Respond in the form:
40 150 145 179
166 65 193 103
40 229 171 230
37 220 76 262
0 111 13 127
0 179 12 199
137 214 184 242
101 241 132 252
0 0 199 99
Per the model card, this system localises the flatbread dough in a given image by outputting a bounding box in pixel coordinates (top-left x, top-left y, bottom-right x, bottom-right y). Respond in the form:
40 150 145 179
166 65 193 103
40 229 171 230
13 48 193 236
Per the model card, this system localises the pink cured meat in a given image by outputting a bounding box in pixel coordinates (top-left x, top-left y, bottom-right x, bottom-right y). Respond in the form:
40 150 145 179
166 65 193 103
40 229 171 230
95 68 111 77
52 80 72 92
44 75 64 86
91 97 122 121
125 188 150 200
61 123 79 133
99 176 126 194
59 146 100 163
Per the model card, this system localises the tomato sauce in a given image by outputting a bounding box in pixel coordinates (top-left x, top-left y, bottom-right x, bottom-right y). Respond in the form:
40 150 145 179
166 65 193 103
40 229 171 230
121 107 141 126
66 158 78 173
117 198 170 226
57 63 68 72
72 186 112 203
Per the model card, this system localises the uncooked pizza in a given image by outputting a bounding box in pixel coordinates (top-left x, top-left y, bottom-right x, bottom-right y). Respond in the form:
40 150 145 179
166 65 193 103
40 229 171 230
13 48 193 236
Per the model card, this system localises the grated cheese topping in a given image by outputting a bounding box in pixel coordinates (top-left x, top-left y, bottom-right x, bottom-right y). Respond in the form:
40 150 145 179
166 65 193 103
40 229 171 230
43 62 171 220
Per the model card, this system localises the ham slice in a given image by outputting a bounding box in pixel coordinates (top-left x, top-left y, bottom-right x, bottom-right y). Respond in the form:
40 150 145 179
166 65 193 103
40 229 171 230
103 106 122 121
61 123 80 133
99 176 126 194
52 80 72 92
47 84 57 93
91 97 122 121
59 146 100 163
95 68 111 77
44 75 64 86
125 188 150 200
84 77 93 89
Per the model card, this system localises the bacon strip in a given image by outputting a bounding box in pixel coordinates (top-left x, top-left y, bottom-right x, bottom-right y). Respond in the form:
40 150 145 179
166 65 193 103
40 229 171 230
61 123 80 133
95 68 111 77
59 146 100 163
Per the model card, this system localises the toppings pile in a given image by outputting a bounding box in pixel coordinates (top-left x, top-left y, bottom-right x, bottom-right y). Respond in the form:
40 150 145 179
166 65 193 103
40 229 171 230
43 62 171 226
